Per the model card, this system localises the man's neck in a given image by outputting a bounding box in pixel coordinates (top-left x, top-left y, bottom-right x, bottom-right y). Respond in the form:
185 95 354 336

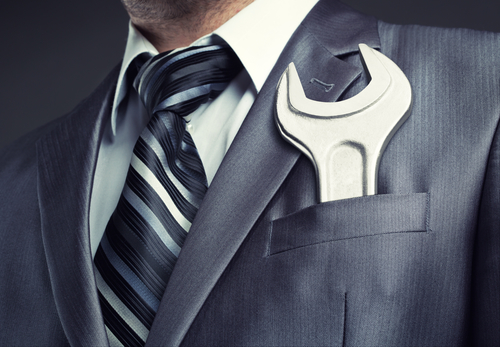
129 0 255 53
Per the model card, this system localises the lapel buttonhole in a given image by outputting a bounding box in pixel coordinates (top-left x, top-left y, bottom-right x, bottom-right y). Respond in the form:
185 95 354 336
310 78 335 92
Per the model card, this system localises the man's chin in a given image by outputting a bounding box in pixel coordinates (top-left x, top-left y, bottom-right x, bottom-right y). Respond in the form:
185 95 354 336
120 0 211 22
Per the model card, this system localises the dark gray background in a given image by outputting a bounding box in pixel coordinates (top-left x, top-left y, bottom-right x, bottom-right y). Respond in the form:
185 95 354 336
1 0 499 150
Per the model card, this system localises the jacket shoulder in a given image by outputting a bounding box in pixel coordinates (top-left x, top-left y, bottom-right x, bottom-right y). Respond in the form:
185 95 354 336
377 22 500 117
378 21 500 64
0 117 63 186
0 63 121 186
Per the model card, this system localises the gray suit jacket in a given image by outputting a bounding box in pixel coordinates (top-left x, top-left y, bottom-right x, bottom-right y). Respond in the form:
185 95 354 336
1 0 499 345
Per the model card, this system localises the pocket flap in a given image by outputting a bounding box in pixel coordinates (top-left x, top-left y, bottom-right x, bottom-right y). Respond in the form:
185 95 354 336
269 193 430 256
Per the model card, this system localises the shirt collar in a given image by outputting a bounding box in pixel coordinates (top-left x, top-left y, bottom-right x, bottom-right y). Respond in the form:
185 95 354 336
111 22 158 135
111 0 319 135
214 0 318 93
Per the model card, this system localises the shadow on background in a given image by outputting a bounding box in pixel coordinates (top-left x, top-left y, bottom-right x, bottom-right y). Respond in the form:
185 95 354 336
1 0 499 149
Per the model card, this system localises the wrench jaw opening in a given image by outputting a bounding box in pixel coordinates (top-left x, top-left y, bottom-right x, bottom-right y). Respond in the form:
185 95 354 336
275 44 413 203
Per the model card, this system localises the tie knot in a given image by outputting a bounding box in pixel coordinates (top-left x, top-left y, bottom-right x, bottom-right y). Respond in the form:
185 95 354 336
134 44 243 117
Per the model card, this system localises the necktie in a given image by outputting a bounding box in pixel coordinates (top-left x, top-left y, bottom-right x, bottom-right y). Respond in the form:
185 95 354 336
94 44 242 347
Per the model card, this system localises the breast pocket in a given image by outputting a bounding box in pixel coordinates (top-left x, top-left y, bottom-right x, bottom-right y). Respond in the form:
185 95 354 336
268 192 430 256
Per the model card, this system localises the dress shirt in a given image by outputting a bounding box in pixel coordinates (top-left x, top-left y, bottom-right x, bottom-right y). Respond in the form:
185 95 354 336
89 0 319 257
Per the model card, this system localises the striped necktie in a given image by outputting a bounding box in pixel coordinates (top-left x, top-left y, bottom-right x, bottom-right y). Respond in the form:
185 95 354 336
94 44 242 347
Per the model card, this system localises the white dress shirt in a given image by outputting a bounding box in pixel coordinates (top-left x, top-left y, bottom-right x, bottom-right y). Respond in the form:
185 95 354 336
89 0 319 257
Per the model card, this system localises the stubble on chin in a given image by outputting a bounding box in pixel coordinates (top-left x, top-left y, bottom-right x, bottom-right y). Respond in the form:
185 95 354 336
120 0 221 23
120 0 249 52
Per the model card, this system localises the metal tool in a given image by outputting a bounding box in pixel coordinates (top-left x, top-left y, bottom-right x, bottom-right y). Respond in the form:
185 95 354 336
275 44 412 202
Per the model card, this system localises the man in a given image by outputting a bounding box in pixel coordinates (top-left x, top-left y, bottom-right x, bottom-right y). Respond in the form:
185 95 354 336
0 0 499 345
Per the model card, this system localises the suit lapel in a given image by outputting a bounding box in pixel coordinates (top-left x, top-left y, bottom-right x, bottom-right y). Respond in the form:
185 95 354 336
37 66 120 346
147 1 380 346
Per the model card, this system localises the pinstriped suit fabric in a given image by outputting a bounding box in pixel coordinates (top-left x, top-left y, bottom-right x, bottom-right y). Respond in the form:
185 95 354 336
3 2 500 345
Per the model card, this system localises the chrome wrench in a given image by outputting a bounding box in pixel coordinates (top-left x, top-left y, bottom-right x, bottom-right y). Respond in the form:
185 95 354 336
275 44 412 202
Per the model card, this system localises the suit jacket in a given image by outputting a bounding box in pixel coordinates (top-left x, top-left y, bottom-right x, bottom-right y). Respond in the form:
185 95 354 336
1 1 499 346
